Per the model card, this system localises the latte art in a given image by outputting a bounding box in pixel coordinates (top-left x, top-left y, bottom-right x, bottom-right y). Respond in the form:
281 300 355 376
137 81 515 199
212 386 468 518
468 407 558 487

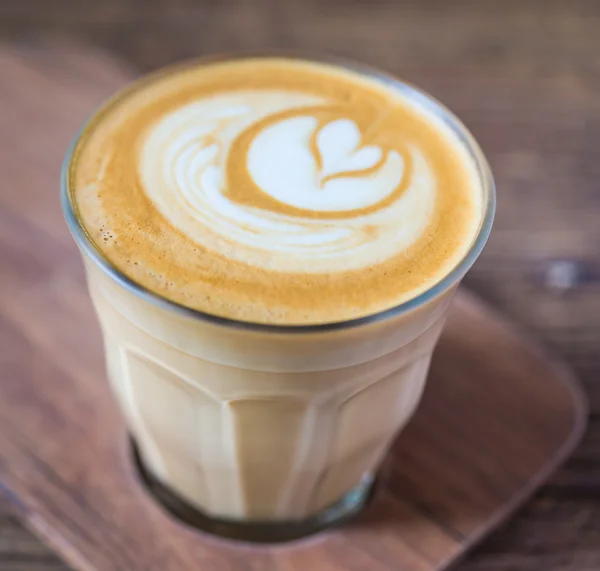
140 92 434 272
71 57 483 323
246 116 401 211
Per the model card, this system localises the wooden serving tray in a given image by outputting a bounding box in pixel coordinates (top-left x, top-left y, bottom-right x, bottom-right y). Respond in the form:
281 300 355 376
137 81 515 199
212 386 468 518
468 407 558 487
0 43 587 571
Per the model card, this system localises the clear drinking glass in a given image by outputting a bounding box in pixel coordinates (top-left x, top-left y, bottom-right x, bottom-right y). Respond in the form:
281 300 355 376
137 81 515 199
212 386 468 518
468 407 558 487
62 54 495 542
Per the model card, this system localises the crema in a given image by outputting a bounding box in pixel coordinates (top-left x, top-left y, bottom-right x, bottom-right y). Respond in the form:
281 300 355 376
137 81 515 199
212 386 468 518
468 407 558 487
71 57 482 324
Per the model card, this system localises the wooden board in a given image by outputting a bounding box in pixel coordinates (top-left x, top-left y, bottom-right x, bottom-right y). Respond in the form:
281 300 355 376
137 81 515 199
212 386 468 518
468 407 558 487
0 44 587 571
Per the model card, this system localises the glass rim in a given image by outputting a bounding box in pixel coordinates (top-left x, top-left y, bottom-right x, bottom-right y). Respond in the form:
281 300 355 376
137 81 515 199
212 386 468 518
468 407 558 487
61 50 496 334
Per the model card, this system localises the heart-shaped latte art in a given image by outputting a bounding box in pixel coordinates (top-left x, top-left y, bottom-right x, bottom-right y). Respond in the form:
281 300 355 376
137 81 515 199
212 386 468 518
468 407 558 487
317 119 383 182
245 114 404 212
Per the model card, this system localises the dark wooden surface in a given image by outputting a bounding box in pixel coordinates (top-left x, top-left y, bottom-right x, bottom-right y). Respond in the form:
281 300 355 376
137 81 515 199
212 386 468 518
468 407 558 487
0 0 599 569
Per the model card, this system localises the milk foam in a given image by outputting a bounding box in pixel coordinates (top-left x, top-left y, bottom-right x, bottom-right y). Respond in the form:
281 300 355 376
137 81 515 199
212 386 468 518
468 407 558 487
71 58 483 324
140 91 435 273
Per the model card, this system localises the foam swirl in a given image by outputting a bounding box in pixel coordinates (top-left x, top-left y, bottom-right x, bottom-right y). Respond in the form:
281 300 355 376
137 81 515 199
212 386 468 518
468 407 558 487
139 90 436 273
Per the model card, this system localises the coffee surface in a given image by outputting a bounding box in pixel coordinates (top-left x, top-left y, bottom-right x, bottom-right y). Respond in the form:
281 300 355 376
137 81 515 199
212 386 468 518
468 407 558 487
71 57 483 324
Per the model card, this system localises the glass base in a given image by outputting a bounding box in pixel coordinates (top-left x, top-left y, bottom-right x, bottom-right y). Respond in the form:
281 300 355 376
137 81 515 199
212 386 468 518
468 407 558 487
132 442 375 543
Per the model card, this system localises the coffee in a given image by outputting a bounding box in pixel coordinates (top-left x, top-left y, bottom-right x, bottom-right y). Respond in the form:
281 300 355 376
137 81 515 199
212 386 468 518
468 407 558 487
65 55 492 533
71 57 482 325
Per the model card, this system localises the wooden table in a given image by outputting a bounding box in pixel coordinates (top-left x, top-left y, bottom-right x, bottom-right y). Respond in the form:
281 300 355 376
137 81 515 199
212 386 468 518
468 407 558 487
1 1 599 569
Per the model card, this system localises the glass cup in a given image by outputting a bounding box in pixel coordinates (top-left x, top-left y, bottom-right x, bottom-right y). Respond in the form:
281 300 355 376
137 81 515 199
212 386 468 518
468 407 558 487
62 54 495 542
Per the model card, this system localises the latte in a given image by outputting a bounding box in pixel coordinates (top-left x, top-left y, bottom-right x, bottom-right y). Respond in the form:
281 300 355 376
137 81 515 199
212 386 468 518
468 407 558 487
71 57 482 324
65 56 494 534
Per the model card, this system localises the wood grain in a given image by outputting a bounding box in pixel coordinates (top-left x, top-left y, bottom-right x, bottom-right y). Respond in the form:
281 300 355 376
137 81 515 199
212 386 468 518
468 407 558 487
0 43 587 571
1 1 600 569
